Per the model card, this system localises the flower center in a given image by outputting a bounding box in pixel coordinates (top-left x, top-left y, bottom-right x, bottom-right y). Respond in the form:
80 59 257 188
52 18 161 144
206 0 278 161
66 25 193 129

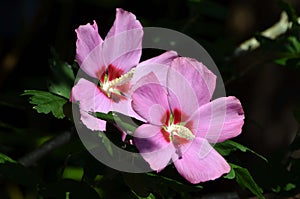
101 68 135 98
166 124 195 141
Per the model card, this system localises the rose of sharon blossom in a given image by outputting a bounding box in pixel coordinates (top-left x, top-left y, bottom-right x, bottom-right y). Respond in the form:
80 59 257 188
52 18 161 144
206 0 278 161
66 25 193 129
71 8 177 131
131 57 244 184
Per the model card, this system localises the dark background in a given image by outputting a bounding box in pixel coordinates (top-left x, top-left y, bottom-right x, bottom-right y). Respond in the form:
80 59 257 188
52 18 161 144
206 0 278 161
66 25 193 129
1 0 300 198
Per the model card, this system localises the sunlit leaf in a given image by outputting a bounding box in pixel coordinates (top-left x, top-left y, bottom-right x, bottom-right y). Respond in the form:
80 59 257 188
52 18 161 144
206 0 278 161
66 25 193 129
23 90 67 119
62 167 84 181
0 153 15 164
279 1 299 26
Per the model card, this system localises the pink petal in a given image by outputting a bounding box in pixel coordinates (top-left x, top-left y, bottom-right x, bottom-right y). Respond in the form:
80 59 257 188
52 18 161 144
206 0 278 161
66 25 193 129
134 124 175 171
168 57 216 109
110 98 146 122
72 78 112 130
103 8 143 73
166 58 203 120
131 73 170 125
131 51 178 93
76 21 105 78
173 137 230 184
79 109 107 131
137 50 178 68
190 96 244 143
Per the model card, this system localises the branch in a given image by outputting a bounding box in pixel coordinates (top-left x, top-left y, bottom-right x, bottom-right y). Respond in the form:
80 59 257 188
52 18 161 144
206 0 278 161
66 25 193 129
18 129 74 167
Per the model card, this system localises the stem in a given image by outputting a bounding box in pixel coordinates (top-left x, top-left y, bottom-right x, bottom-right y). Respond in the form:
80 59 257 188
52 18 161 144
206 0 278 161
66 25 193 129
18 129 74 167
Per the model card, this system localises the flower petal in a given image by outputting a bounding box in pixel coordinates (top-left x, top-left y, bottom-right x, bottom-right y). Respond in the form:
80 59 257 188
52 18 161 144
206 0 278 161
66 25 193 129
103 8 143 73
168 57 216 111
134 124 175 171
111 98 145 122
131 51 178 93
173 137 230 184
190 96 244 143
72 78 112 130
131 73 170 125
76 21 105 78
79 109 107 131
166 58 204 120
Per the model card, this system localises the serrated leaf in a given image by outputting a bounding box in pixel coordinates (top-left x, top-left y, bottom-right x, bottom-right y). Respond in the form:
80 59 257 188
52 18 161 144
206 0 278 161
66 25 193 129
214 140 267 162
0 152 15 164
230 163 264 199
23 90 67 119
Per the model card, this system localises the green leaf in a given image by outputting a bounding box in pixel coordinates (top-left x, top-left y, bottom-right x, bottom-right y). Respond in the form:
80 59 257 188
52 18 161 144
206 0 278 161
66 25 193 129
284 183 296 191
95 112 138 133
48 53 75 99
23 90 67 119
287 36 300 53
223 167 235 179
124 172 202 199
133 191 156 199
230 163 264 199
98 132 113 156
0 152 15 163
214 140 267 162
65 192 70 199
62 167 84 181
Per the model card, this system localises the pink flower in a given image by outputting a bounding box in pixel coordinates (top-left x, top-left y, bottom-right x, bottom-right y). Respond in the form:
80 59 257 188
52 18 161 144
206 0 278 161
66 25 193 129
131 57 245 184
71 8 177 131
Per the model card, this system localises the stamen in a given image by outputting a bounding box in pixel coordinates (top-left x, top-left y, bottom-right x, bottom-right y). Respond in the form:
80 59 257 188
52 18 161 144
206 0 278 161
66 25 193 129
102 68 135 97
167 124 195 141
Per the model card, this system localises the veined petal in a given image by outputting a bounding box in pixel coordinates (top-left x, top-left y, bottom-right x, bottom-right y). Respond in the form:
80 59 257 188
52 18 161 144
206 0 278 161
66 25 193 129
76 21 103 65
190 96 244 143
131 73 169 125
166 58 203 120
103 8 143 74
80 45 106 79
173 137 230 184
72 78 112 130
168 57 216 108
131 51 178 93
76 21 105 78
134 124 175 171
